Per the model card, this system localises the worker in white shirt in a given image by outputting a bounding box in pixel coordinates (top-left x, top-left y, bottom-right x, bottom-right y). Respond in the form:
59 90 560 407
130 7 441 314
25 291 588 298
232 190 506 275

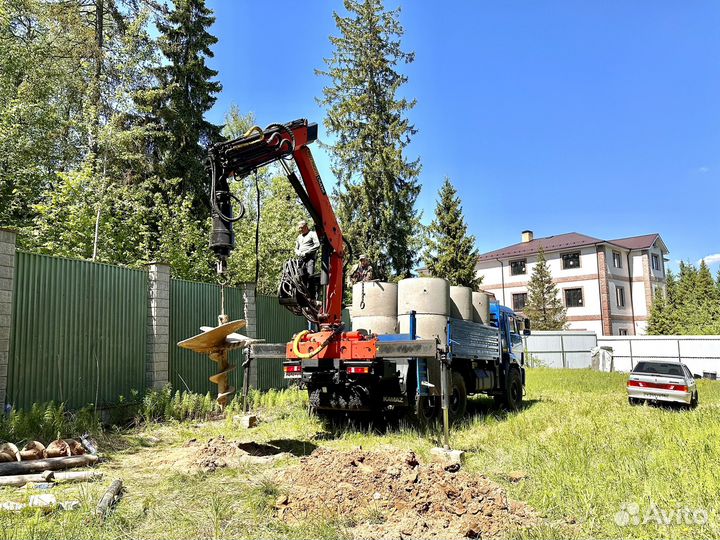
295 220 320 296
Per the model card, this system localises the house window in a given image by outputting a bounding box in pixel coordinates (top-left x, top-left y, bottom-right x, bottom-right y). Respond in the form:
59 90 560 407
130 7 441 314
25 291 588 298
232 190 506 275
512 293 527 311
564 288 583 307
562 252 581 269
510 259 526 275
616 286 625 308
619 328 628 336
612 251 622 269
651 254 660 271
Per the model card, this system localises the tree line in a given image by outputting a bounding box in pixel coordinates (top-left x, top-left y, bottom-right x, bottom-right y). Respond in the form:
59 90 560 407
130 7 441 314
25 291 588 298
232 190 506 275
647 261 720 335
1 0 483 294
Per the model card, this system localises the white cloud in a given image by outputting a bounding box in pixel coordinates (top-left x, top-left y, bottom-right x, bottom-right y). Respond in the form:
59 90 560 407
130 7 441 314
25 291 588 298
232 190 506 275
698 254 720 266
697 166 710 174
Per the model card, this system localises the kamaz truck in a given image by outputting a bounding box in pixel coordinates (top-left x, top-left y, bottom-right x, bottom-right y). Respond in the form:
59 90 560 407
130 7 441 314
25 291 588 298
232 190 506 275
206 118 530 422
269 300 530 421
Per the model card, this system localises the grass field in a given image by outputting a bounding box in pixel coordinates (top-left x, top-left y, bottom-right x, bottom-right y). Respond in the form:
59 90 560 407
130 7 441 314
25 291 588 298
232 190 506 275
1 368 719 539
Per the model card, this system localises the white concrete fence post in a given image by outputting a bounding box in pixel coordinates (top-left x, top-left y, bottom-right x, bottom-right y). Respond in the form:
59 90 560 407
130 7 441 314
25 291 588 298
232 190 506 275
243 283 258 389
146 262 171 390
243 283 257 338
0 228 16 406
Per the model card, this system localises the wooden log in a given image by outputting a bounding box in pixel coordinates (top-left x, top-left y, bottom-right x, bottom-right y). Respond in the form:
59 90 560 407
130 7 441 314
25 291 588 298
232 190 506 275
0 454 98 476
54 471 103 483
96 478 123 519
0 470 103 487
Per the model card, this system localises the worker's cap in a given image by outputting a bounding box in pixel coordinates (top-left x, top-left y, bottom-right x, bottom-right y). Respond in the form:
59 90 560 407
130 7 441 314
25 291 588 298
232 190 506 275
359 254 368 260
297 220 308 230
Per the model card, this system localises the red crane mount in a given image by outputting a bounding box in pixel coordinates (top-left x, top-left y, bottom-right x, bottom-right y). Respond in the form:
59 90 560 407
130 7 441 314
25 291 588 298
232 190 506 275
207 119 377 362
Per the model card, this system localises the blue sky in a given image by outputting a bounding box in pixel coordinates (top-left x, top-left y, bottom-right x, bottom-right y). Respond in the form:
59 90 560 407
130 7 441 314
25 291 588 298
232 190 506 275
205 1 720 272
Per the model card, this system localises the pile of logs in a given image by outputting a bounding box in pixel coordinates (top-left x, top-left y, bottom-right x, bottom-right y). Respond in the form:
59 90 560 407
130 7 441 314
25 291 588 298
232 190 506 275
0 436 121 516
0 439 87 462
0 438 100 486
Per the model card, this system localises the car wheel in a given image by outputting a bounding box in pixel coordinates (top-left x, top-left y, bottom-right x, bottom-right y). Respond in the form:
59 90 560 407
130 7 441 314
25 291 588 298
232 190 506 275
690 392 699 409
628 397 640 406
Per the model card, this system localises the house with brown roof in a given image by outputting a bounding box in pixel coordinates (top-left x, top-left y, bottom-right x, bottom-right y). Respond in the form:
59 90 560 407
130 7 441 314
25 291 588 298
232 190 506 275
475 231 669 336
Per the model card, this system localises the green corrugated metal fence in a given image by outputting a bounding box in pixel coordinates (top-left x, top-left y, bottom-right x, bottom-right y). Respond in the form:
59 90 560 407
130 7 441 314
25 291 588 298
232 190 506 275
254 294 307 390
169 279 245 396
8 252 147 410
252 298 353 391
7 249 354 407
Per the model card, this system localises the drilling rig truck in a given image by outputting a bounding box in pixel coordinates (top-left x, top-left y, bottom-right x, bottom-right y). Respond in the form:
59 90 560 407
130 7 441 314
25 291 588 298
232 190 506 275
205 119 530 422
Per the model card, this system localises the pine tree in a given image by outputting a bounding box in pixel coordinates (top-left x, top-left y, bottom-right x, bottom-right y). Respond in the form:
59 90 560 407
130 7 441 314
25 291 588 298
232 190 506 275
318 0 420 279
423 178 480 288
137 0 222 215
524 249 567 330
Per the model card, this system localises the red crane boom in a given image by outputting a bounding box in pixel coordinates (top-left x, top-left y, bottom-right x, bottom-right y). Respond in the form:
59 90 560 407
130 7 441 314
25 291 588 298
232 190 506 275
208 119 345 326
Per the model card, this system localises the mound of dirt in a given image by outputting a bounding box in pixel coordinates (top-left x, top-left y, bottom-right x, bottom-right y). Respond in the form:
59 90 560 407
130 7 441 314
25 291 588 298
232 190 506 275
188 436 291 471
278 448 537 539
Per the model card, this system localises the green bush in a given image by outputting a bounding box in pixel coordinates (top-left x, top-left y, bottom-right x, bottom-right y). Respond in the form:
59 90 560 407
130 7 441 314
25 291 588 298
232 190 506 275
139 385 220 423
0 401 100 442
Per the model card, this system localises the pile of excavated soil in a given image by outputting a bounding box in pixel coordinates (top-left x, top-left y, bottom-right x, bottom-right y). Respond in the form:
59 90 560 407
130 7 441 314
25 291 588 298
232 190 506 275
185 436 291 471
278 448 537 539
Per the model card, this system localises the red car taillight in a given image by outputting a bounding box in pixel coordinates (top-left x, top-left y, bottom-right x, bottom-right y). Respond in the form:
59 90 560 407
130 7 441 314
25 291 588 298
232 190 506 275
627 380 687 392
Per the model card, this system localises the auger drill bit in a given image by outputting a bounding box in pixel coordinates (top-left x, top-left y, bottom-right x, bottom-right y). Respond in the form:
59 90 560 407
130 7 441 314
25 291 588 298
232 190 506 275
177 319 255 408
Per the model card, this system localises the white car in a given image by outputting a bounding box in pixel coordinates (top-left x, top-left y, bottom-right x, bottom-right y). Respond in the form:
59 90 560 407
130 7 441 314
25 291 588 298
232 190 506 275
627 360 699 408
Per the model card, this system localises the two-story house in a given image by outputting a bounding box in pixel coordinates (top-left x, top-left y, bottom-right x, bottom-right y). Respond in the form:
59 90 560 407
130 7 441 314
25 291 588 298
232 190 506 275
475 231 669 336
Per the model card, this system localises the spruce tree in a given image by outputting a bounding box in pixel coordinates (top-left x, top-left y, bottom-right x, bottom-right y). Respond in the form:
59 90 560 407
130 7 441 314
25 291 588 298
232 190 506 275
524 249 567 330
318 0 420 278
423 178 480 288
647 289 674 335
697 260 720 302
648 270 678 335
137 0 222 215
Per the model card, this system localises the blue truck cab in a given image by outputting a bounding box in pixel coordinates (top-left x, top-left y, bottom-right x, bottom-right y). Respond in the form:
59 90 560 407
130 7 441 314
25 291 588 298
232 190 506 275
489 302 528 369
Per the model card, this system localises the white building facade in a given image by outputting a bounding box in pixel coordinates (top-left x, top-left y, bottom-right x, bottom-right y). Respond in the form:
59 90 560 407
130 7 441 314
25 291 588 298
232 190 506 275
475 231 669 336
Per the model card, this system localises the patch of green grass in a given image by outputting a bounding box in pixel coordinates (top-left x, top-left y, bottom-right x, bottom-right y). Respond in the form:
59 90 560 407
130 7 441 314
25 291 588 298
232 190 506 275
454 368 720 539
1 371 718 539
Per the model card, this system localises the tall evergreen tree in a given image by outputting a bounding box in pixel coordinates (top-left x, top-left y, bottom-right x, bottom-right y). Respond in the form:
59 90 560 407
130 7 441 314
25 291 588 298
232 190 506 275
318 0 420 278
648 270 679 334
524 249 567 330
646 288 674 335
423 178 480 288
136 0 221 214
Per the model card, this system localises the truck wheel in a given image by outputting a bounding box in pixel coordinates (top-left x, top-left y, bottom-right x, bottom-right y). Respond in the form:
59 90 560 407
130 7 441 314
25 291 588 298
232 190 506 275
415 395 438 426
502 368 523 411
449 372 468 421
